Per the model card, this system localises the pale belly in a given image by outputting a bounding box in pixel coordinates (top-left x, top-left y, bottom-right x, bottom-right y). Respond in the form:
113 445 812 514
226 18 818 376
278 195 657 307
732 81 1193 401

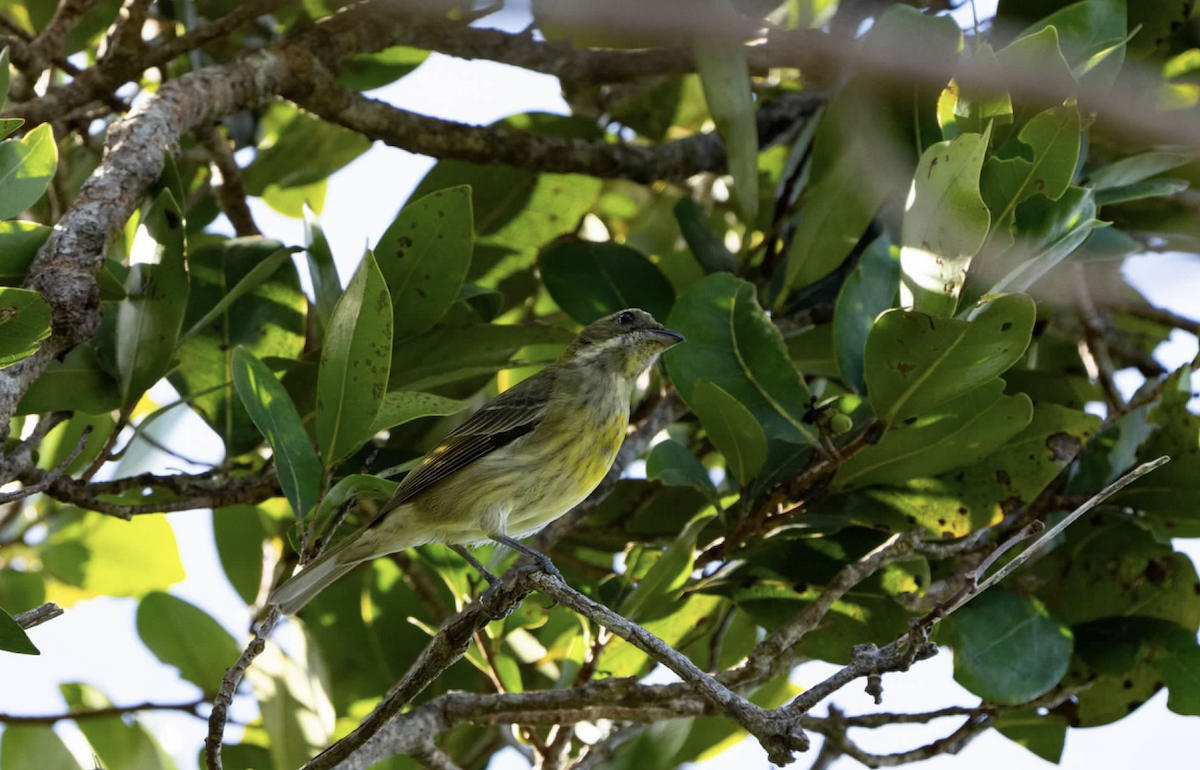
409 412 626 544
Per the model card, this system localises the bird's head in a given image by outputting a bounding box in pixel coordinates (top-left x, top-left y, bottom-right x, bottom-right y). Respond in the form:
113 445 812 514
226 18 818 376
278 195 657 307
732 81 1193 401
559 308 685 379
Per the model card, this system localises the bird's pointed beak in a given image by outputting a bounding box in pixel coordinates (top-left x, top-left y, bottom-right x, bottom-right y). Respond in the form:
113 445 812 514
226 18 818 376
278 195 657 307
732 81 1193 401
651 328 685 346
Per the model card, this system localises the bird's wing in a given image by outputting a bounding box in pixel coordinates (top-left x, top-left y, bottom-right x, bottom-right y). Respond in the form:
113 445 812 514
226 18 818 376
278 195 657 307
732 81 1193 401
369 369 556 525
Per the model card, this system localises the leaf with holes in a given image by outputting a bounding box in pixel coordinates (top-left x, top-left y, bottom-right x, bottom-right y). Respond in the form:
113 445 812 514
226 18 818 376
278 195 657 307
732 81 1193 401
864 293 1035 424
835 379 1033 490
900 125 992 316
981 102 1081 254
375 186 472 339
829 403 1098 537
317 251 393 468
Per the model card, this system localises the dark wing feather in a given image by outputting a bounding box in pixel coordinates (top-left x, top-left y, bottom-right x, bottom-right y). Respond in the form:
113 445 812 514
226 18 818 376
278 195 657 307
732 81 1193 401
369 369 555 524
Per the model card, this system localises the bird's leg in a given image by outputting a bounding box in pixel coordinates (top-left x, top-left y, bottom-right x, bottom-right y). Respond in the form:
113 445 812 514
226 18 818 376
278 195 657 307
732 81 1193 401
450 545 503 586
491 535 564 582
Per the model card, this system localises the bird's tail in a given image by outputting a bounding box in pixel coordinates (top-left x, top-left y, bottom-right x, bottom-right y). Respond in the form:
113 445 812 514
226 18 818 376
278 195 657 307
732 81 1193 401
269 532 372 615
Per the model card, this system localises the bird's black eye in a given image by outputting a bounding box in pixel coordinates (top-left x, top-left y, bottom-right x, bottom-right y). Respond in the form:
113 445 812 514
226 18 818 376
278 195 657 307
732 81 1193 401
618 311 635 326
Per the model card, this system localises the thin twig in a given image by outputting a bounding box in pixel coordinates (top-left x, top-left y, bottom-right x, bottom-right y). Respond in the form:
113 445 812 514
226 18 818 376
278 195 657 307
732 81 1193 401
0 698 205 723
0 426 93 504
204 607 281 770
14 602 64 630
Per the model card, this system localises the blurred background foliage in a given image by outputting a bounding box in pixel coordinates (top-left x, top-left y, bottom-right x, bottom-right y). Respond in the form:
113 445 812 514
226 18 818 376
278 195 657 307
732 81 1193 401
1 0 1200 768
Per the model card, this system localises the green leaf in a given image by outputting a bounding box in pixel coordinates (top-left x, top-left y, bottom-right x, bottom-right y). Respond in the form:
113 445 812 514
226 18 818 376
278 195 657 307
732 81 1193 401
670 673 800 765
597 593 724 678
833 403 1099 536
0 605 38 654
779 6 961 297
117 189 189 408
1037 519 1200 631
242 104 370 195
262 178 325 218
1021 0 1127 65
370 391 468 433
17 343 118 416
674 198 736 274
833 235 898 393
388 322 573 391
0 118 22 142
692 379 767 485
374 186 472 338
0 220 50 284
136 592 241 696
36 411 115 475
247 629 335 770
667 273 816 445
232 347 322 519
41 514 184 598
1109 369 1200 536
0 725 80 770
620 505 720 621
0 122 58 220
981 103 1081 254
178 245 297 346
695 3 758 224
303 205 342 331
941 589 1072 704
337 46 428 90
308 474 397 545
864 294 1036 424
0 287 50 368
900 126 993 316
1075 617 1200 717
995 25 1077 122
0 569 44 615
539 241 675 323
1095 177 1189 206
61 683 178 770
646 439 720 504
0 47 9 113
995 708 1067 764
951 43 1013 135
214 506 267 605
1088 151 1197 189
317 251 393 468
170 238 305 456
836 379 1033 490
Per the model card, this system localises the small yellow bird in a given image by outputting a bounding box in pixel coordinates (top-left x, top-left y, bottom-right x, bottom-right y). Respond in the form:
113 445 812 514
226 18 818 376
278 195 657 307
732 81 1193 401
270 308 684 613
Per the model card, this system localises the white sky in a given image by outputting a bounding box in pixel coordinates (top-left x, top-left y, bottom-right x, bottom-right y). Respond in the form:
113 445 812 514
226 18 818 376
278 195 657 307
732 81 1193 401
7 1 1200 769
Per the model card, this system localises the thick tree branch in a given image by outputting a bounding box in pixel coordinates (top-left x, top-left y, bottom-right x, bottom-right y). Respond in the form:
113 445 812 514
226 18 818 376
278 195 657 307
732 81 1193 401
21 467 280 519
0 0 425 445
294 65 822 183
